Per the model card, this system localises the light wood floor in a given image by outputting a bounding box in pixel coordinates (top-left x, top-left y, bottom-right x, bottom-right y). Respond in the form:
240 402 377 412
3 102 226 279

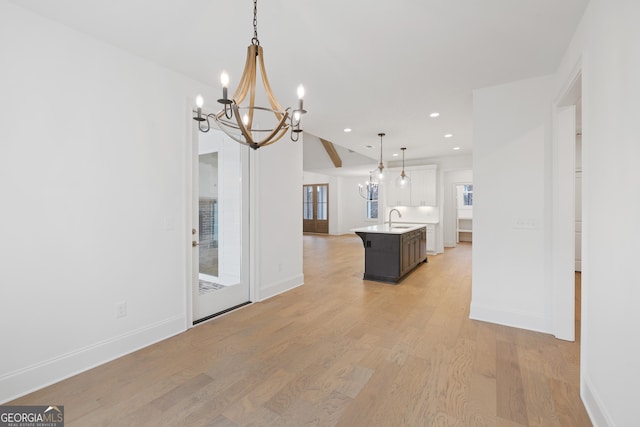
11 235 591 426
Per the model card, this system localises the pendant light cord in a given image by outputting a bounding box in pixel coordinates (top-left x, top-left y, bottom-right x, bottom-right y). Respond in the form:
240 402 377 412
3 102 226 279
378 133 386 172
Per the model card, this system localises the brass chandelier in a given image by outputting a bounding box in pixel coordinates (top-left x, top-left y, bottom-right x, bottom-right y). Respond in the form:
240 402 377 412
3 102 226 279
193 0 306 149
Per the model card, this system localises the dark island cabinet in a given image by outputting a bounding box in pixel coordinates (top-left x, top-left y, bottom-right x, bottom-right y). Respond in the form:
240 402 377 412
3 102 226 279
354 226 427 284
401 228 427 277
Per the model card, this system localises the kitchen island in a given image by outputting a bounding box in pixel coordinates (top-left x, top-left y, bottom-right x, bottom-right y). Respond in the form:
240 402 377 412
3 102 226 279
352 223 427 284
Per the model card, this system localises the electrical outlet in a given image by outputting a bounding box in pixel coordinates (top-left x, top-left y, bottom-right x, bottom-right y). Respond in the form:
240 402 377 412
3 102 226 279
116 301 127 318
514 218 538 230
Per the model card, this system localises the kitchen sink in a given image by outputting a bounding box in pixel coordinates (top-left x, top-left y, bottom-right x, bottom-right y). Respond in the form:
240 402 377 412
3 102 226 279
391 225 412 229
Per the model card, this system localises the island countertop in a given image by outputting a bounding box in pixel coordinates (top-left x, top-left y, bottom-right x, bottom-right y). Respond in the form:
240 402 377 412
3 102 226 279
351 223 426 235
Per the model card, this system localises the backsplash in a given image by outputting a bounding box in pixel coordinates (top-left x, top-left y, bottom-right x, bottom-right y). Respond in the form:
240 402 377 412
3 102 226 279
383 206 439 223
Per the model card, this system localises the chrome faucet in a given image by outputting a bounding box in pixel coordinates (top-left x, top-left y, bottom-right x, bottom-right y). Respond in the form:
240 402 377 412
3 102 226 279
388 208 402 228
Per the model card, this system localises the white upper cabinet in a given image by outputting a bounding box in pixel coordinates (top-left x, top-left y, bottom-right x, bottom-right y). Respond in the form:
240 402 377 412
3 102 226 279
410 168 437 206
386 174 411 206
385 165 437 207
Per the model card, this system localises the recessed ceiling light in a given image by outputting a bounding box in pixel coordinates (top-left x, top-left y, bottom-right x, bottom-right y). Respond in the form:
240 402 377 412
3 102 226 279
453 146 461 150
344 128 352 133
444 133 453 138
429 112 440 118
393 153 399 157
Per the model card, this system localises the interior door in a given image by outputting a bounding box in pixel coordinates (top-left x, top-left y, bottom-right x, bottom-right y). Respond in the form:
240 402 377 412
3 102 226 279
192 128 250 324
303 184 329 233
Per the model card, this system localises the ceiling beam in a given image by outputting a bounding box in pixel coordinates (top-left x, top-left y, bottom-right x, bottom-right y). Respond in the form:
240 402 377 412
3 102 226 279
319 138 342 168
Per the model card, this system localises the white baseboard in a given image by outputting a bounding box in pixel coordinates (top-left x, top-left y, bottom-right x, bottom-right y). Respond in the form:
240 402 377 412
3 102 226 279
257 274 304 301
581 374 613 427
444 240 456 248
469 302 551 334
0 315 185 404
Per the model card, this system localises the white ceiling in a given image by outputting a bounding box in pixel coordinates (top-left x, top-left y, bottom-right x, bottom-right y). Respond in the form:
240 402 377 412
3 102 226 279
11 0 589 171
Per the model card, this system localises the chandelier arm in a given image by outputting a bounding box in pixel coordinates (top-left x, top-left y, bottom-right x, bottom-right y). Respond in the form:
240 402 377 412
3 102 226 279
198 115 211 132
258 127 289 148
247 51 257 137
358 186 367 199
216 127 256 149
232 45 257 105
254 112 290 146
215 107 257 149
224 103 233 119
257 45 286 119
232 103 256 147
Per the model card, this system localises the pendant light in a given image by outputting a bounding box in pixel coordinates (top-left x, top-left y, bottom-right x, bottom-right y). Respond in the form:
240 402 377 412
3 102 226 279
377 132 385 179
395 147 411 187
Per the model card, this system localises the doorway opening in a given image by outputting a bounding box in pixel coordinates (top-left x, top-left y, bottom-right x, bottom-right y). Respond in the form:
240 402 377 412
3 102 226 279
553 68 582 342
455 183 473 244
574 102 583 341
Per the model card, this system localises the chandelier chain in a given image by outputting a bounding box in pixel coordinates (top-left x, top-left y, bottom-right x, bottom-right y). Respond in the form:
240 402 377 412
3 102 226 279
251 0 259 46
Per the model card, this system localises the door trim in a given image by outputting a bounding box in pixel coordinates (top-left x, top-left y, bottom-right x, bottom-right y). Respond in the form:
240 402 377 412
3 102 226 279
552 60 582 342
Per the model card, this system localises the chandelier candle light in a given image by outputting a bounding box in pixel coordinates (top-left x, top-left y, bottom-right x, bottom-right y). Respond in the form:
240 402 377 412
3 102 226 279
193 0 306 149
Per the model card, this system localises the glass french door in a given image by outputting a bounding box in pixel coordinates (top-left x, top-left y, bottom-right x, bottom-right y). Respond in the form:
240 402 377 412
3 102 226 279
303 184 329 233
192 128 250 324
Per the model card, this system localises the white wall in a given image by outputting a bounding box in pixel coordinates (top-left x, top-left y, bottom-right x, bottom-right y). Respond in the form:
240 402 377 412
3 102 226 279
555 2 640 426
472 2 640 424
471 75 555 333
338 176 380 234
253 138 304 301
0 1 199 401
0 1 303 403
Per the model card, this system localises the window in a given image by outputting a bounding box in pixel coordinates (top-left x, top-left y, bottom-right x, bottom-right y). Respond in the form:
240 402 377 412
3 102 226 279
366 183 379 220
317 185 327 220
303 185 314 220
462 184 473 206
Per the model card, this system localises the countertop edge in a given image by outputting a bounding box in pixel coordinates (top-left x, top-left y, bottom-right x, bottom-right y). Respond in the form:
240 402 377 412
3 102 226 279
351 224 427 235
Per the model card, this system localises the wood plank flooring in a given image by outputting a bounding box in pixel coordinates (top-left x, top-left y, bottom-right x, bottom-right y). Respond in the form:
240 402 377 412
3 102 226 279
10 235 591 426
